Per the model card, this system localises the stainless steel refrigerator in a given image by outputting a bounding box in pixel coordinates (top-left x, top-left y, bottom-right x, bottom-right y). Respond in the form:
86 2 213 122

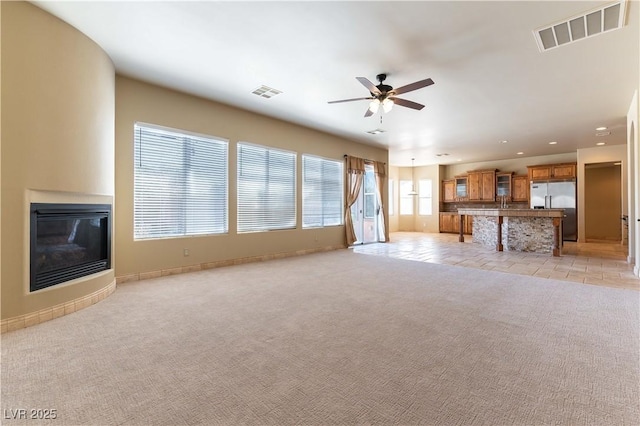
530 181 577 241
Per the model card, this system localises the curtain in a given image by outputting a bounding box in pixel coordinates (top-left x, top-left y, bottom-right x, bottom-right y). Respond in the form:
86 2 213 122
345 156 365 246
374 161 389 242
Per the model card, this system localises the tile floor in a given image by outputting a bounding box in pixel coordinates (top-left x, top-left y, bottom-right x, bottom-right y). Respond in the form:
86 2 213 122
352 232 639 291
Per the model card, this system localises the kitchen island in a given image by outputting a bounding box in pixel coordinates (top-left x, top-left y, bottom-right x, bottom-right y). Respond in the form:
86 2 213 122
457 208 564 256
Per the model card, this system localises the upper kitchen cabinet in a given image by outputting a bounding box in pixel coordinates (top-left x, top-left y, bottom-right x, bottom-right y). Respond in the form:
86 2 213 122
496 172 513 200
455 176 468 201
467 169 496 201
528 162 577 181
442 176 468 202
511 175 528 202
442 179 456 203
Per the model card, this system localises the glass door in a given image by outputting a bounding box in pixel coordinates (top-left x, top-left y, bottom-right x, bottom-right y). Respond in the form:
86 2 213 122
350 164 379 244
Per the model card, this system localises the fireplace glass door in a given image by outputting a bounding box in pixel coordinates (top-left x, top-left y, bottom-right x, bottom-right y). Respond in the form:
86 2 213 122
31 203 111 292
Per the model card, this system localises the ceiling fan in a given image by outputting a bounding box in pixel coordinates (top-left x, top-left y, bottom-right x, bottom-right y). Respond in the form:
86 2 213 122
328 73 434 117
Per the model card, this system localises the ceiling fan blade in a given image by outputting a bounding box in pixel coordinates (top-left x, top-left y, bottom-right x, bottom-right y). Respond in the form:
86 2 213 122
328 97 373 104
393 78 434 95
356 77 382 95
389 97 425 110
364 108 374 117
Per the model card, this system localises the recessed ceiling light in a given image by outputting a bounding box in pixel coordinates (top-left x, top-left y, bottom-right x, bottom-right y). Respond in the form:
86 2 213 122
596 142 606 146
549 141 557 145
516 152 524 155
596 126 607 131
499 140 508 144
457 159 462 162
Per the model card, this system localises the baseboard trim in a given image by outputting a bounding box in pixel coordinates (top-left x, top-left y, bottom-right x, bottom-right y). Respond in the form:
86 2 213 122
1 280 117 334
115 244 348 285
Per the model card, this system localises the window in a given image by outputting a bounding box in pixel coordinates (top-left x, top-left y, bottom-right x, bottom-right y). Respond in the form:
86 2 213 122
364 168 377 219
389 179 394 216
419 179 433 215
399 180 414 215
237 142 296 232
302 155 344 228
134 124 228 240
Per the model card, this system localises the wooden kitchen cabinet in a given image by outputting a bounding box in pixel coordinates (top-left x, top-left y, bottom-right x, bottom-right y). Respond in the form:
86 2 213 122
551 163 576 179
442 179 456 203
511 175 529 202
496 172 513 199
439 213 459 233
464 215 473 235
467 169 496 201
528 165 552 181
455 176 468 201
439 212 471 234
528 162 576 181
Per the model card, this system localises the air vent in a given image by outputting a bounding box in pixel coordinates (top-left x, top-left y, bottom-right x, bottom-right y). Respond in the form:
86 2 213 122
251 85 282 99
533 1 627 52
366 129 385 135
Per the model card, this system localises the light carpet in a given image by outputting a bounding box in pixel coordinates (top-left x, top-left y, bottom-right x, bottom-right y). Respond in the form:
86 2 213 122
2 250 639 425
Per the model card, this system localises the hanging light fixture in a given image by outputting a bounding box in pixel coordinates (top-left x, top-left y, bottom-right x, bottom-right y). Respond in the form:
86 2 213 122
408 158 418 196
382 98 394 113
368 98 394 115
368 99 380 114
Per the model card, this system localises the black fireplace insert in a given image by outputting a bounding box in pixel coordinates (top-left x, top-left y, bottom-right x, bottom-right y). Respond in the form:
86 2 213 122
30 203 112 292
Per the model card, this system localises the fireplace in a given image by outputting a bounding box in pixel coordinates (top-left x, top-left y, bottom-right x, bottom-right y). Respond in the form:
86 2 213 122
30 203 112 292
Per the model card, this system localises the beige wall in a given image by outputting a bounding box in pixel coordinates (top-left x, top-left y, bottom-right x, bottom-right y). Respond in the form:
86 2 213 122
1 2 115 319
584 166 622 241
388 166 400 232
115 76 387 277
629 90 639 270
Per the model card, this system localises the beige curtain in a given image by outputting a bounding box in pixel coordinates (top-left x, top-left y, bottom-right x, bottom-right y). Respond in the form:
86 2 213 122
345 156 365 246
374 161 389 242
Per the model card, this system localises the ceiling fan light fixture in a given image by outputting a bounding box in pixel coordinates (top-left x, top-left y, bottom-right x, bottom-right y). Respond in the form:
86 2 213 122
368 99 380 114
382 98 394 113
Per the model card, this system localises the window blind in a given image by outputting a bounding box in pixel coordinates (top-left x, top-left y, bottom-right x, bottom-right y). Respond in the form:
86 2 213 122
302 155 343 228
237 143 296 232
134 124 228 239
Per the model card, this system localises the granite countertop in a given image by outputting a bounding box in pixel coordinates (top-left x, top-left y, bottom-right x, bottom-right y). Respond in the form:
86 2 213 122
457 208 565 218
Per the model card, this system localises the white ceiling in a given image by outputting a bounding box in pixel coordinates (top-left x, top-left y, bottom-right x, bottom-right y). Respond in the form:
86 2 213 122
33 1 639 167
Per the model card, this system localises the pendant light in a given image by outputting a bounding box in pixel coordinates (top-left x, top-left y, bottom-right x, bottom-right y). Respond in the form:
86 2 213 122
408 158 418 196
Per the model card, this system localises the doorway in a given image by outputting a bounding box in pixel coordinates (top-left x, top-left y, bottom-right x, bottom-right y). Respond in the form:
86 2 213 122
584 162 623 242
351 164 379 244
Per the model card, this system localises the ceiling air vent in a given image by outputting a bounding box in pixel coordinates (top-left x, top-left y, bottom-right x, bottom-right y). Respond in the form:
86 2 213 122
533 0 627 52
366 129 385 135
251 85 282 99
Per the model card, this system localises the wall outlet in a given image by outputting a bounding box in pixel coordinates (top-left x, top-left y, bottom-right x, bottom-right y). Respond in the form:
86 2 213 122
183 248 189 256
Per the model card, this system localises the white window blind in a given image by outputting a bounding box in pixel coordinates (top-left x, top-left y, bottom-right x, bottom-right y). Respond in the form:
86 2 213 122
302 155 344 228
419 179 433 215
134 123 228 240
237 143 296 232
399 180 414 215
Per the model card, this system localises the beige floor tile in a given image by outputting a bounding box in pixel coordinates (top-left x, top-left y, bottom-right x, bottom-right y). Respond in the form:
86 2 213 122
353 232 639 291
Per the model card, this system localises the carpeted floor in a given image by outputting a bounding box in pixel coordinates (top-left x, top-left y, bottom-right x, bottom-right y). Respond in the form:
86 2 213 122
2 250 639 425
